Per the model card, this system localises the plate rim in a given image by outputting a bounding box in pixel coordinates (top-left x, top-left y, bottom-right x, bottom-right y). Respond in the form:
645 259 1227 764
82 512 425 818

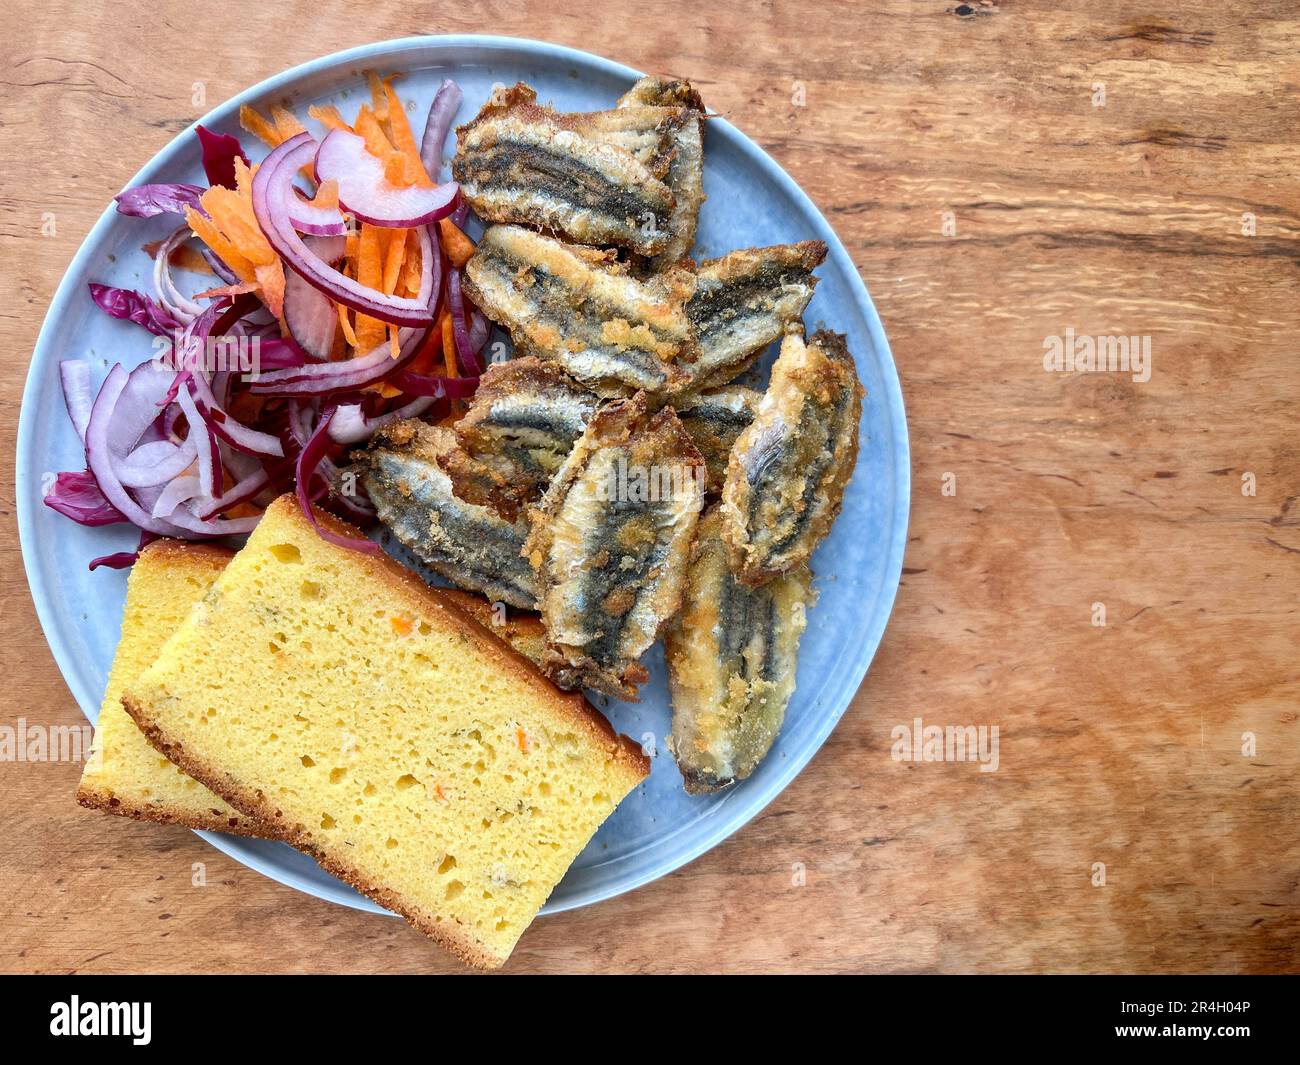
16 33 911 918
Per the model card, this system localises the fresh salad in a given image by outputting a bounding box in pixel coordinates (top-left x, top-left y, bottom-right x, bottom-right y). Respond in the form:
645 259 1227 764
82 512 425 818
45 74 485 568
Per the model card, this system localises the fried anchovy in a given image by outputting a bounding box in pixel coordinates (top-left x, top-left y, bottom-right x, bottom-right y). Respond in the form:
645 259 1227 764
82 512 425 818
665 507 814 792
452 83 682 256
674 384 759 494
361 420 539 609
524 393 705 699
618 76 706 271
720 329 864 585
440 357 600 521
463 224 696 397
684 240 827 390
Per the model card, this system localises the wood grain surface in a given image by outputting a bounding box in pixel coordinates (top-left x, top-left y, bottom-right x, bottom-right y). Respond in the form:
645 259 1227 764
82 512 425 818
2 1 1297 974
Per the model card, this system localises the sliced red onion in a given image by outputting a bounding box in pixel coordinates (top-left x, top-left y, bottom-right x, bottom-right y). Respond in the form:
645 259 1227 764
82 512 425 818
318 458 377 524
420 79 463 178
175 382 220 499
283 235 344 361
255 336 313 371
115 360 180 447
295 408 381 555
289 187 347 236
390 369 480 399
152 474 202 519
328 395 437 444
252 134 434 327
60 361 93 444
115 437 197 488
197 467 270 520
315 129 459 228
199 245 240 286
187 371 284 456
449 194 469 229
154 226 205 324
286 399 314 450
446 268 483 376
85 365 190 536
250 335 424 397
468 309 489 354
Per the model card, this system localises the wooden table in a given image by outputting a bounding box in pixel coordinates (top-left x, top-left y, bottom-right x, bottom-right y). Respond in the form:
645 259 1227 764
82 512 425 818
2 1 1296 974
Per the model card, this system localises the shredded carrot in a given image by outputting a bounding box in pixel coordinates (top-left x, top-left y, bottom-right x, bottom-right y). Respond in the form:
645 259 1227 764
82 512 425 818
271 105 306 143
383 80 434 188
439 218 476 268
366 70 390 125
397 229 423 297
353 105 395 162
353 100 428 189
239 104 282 148
335 302 358 348
406 325 443 377
254 262 286 320
433 782 448 802
517 728 531 754
390 615 413 636
381 228 407 295
184 158 285 317
194 281 259 300
352 223 386 352
185 208 252 280
308 178 340 213
440 310 458 378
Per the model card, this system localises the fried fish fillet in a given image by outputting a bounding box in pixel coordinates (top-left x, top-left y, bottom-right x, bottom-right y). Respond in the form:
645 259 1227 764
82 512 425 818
674 384 759 494
441 357 600 521
452 83 682 256
463 225 696 397
720 329 864 585
684 240 827 390
617 76 706 271
665 507 815 792
524 393 705 699
362 420 539 609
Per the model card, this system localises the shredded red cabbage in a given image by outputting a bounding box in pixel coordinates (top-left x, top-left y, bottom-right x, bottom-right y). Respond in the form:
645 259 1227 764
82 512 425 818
89 283 183 337
114 183 205 219
43 470 127 527
195 125 249 189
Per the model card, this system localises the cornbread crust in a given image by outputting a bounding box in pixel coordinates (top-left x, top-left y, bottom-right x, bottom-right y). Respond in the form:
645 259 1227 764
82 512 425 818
435 589 548 669
76 539 274 838
123 497 648 969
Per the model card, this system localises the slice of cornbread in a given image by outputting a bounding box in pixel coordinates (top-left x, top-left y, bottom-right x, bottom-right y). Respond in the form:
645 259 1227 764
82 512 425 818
123 496 649 968
76 540 270 836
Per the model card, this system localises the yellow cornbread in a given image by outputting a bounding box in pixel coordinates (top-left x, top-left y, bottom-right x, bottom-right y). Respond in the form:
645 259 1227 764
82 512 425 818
76 540 269 836
123 496 649 968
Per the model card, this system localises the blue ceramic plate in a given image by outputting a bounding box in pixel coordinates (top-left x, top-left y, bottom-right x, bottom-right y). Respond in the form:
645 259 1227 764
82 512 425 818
16 36 909 917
